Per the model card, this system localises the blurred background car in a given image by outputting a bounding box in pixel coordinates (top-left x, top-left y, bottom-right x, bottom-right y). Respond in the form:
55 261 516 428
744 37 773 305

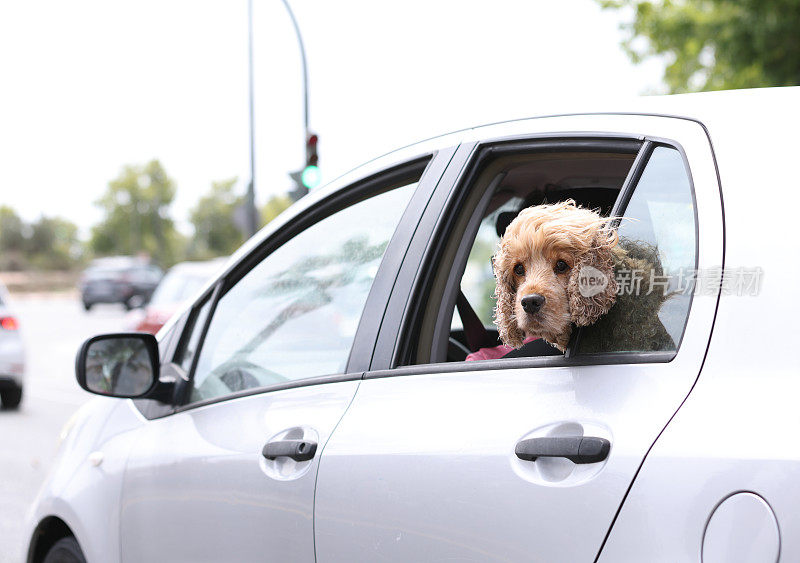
79 257 163 311
126 258 227 334
0 281 25 409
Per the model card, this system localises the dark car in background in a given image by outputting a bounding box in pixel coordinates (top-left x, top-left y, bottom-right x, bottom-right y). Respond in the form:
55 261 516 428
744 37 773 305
79 257 163 311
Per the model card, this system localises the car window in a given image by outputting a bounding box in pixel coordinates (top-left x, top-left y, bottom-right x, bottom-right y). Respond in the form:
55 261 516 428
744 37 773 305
398 140 697 366
575 146 696 354
408 145 639 364
188 183 417 403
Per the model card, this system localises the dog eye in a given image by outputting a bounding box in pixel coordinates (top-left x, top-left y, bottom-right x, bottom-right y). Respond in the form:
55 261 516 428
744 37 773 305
554 260 569 273
513 264 525 276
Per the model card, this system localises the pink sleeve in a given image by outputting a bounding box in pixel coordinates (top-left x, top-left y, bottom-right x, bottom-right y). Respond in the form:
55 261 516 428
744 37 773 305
464 337 540 362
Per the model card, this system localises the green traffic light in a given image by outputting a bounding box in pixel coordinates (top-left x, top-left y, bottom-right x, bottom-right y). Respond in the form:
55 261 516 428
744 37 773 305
301 165 321 189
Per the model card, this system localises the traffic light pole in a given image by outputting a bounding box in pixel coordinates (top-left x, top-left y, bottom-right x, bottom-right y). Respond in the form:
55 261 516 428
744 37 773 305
280 0 309 135
246 0 258 237
248 0 313 213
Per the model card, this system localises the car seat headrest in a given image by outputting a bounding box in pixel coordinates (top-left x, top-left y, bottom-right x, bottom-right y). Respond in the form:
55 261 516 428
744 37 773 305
495 212 517 238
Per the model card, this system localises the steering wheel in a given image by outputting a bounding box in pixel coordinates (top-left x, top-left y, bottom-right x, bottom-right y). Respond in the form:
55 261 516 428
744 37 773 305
201 359 287 396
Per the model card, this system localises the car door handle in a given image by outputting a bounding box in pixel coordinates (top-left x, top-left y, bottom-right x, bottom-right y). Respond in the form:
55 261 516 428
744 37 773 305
515 436 610 464
262 439 318 462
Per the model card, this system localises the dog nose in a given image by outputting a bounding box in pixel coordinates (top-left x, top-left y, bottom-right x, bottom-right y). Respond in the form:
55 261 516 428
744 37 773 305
521 293 546 314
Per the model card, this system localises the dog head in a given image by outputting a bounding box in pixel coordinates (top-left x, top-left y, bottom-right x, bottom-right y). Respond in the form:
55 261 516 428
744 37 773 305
493 200 618 351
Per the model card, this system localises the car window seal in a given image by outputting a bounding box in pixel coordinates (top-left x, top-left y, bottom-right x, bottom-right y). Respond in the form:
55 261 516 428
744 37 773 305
171 371 365 414
367 351 675 381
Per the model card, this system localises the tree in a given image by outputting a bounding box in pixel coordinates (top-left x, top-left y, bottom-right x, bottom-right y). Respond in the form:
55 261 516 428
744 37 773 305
600 0 800 93
188 177 245 259
261 194 292 227
0 206 27 252
0 206 27 270
91 160 184 266
26 216 82 270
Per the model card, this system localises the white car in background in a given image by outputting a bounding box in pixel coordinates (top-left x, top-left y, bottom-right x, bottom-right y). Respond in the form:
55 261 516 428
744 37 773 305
0 281 25 409
24 88 798 562
125 259 227 334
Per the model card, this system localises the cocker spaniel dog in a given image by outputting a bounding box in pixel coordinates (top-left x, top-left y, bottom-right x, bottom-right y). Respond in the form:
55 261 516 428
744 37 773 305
493 199 674 353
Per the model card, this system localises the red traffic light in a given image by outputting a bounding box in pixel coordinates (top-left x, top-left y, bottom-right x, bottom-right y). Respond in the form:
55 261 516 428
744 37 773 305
305 132 319 167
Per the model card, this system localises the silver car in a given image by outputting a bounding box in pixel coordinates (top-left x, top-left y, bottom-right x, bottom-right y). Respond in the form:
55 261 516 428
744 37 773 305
25 87 797 562
0 281 25 409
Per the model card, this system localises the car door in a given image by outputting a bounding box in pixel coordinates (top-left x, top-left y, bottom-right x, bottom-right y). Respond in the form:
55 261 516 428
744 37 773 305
314 115 723 561
118 151 454 563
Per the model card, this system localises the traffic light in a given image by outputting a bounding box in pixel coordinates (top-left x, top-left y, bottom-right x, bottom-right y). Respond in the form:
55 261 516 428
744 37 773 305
289 132 320 201
301 132 320 189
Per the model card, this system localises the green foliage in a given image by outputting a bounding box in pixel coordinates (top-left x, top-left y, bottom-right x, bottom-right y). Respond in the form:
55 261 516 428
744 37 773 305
26 216 82 270
0 206 82 271
90 160 184 267
188 177 245 259
261 194 293 227
0 206 26 251
600 0 800 92
3 159 299 275
0 206 27 270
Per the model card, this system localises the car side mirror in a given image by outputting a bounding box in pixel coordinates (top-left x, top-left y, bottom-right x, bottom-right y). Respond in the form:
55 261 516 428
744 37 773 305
76 333 160 398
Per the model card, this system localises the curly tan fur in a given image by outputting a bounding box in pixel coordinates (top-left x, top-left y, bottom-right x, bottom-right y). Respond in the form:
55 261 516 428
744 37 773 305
493 200 619 351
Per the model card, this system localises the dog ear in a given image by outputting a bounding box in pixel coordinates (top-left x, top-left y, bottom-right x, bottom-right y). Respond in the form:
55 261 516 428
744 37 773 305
567 240 618 327
493 250 525 348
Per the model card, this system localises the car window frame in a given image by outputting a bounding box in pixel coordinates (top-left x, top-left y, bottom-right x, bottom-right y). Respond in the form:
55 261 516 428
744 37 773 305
162 150 456 413
372 130 705 375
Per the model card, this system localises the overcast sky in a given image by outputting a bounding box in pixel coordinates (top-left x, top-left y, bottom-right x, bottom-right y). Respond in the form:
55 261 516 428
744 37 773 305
0 0 664 235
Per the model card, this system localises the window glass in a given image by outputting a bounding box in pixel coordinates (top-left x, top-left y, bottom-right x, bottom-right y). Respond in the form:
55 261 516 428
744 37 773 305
576 146 696 353
189 183 416 403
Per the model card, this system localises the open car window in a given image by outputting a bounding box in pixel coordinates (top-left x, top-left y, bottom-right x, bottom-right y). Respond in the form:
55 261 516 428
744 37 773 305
401 137 697 367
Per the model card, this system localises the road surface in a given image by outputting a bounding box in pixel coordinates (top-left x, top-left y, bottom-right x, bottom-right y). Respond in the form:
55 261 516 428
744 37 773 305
0 297 132 562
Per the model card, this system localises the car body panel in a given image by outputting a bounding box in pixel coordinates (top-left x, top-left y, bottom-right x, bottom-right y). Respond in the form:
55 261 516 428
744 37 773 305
119 380 360 562
314 114 724 561
24 398 144 563
596 90 800 561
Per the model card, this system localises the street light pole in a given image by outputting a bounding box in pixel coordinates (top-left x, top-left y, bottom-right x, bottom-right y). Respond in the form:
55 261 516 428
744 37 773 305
245 0 258 237
246 0 312 222
280 0 309 135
